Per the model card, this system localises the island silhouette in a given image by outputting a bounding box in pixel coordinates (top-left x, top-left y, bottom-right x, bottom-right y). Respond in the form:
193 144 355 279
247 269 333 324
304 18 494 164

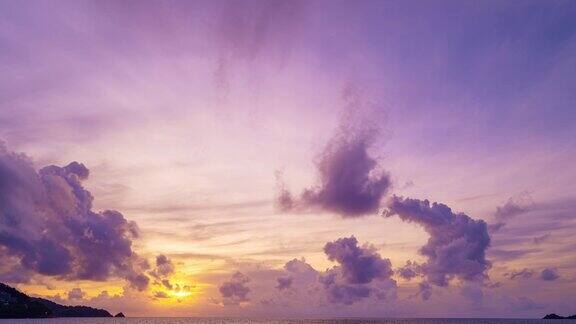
543 313 576 320
0 282 121 318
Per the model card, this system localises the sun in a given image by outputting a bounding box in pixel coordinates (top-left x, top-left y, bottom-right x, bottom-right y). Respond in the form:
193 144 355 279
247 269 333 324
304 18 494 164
171 290 191 298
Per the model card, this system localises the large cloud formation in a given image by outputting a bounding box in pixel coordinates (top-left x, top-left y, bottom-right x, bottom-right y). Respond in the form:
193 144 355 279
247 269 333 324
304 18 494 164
0 144 149 289
277 91 391 218
385 196 491 289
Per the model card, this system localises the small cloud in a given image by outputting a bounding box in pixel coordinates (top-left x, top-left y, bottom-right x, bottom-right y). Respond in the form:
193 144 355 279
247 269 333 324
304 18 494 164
219 272 251 304
533 233 551 244
396 260 421 281
67 288 85 300
504 268 534 280
494 192 534 220
540 268 559 281
154 291 169 299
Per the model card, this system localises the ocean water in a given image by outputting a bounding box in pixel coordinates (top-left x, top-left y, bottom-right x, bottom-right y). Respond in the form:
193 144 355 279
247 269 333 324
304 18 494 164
0 319 573 324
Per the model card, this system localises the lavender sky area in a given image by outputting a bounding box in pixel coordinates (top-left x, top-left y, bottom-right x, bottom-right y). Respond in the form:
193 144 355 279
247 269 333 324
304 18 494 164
0 0 575 318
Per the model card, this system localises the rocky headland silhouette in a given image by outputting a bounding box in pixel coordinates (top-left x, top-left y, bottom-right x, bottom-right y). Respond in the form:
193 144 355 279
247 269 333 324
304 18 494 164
0 282 117 318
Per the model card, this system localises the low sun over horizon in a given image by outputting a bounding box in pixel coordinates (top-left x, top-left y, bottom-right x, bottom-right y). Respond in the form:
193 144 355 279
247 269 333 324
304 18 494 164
1 0 575 319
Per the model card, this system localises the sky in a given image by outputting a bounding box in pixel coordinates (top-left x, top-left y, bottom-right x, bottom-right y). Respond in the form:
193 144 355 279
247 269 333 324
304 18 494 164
0 0 575 318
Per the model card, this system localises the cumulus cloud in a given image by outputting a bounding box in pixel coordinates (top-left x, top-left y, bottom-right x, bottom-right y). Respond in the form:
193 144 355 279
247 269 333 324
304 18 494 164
219 271 251 304
276 89 391 217
385 196 491 291
319 236 396 305
324 236 393 284
319 271 372 305
269 239 396 306
0 143 149 289
279 258 319 290
540 268 559 281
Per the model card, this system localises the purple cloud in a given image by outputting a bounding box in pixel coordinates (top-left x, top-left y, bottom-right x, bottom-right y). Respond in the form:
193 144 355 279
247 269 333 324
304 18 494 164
460 283 484 306
0 143 149 289
275 276 293 290
277 91 391 218
540 268 559 281
490 193 534 232
324 236 393 284
504 268 534 280
385 196 491 288
219 271 251 304
149 254 176 290
319 270 372 305
419 282 432 301
495 196 532 220
396 260 422 281
67 287 85 300
150 254 175 278
317 236 396 305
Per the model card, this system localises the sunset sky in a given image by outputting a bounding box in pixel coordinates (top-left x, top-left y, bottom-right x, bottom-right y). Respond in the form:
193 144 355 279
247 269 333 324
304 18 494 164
1 0 575 318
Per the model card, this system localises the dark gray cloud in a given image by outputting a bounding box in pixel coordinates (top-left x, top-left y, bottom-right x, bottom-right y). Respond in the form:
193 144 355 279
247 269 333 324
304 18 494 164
219 271 251 304
324 236 393 284
0 143 149 289
385 196 491 288
540 268 559 281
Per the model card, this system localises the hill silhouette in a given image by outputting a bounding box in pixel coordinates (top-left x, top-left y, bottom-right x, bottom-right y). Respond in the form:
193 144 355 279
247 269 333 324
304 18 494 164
0 282 114 318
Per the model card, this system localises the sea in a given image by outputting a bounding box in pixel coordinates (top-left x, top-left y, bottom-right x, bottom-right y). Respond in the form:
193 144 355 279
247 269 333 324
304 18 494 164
0 319 573 324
